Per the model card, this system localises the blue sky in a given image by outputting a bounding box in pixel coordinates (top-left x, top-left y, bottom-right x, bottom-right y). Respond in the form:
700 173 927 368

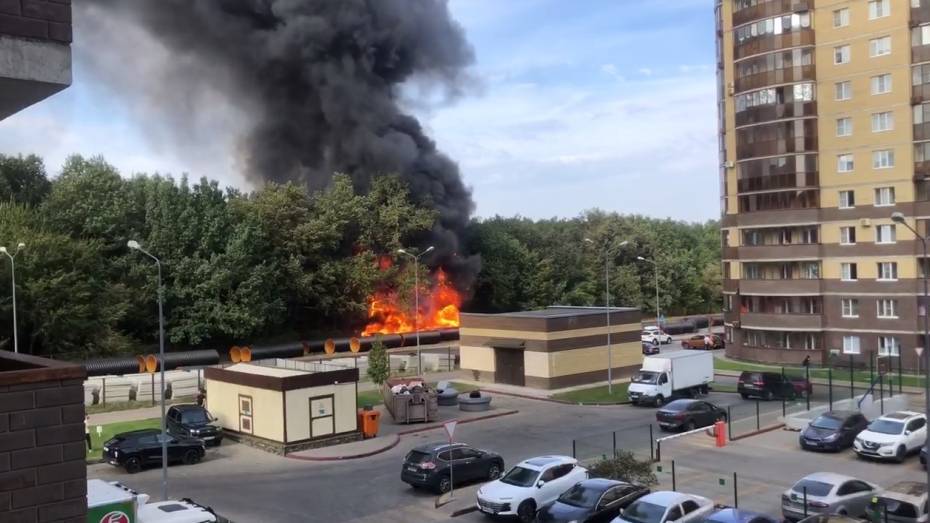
0 0 719 222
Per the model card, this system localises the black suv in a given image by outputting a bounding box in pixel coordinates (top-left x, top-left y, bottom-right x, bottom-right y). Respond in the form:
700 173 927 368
737 371 797 401
167 404 223 446
103 429 206 473
401 442 504 494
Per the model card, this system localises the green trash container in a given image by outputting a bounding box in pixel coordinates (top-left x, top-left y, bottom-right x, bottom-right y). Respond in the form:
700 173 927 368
87 479 137 522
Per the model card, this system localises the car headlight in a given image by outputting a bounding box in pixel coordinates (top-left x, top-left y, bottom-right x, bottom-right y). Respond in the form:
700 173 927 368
191 429 200 435
855 437 863 445
879 442 895 448
822 433 839 441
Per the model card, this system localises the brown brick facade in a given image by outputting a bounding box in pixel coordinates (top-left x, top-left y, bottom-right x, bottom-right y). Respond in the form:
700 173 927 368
0 351 86 522
0 0 71 43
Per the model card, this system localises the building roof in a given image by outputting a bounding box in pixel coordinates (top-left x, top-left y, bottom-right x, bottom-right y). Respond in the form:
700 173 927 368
489 306 638 319
225 363 308 378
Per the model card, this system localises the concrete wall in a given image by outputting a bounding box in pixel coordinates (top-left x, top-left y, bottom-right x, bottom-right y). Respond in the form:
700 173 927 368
284 383 357 443
206 379 284 443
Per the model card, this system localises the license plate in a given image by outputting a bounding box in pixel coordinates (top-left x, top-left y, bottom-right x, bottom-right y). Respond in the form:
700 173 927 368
109 460 118 465
660 422 674 427
407 466 418 472
479 507 497 515
202 436 215 440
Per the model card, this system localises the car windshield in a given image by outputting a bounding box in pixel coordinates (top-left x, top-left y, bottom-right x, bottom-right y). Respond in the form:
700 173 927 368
792 479 834 497
633 371 659 384
662 401 689 412
180 410 210 424
873 498 918 518
868 419 905 435
500 466 540 488
557 483 603 509
405 450 432 464
623 501 666 523
810 416 843 430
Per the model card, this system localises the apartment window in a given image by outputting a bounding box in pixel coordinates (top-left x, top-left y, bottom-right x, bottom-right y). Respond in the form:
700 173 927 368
800 227 818 244
869 36 892 57
836 117 852 137
877 299 898 318
840 226 856 245
835 45 851 65
878 336 900 357
874 187 895 206
841 262 858 281
869 0 890 19
914 24 930 47
875 224 896 244
877 261 898 281
872 149 895 169
839 190 855 209
801 262 820 279
835 81 852 101
871 74 892 94
841 298 859 318
843 336 861 355
838 154 854 173
744 264 759 280
872 111 894 132
833 8 849 28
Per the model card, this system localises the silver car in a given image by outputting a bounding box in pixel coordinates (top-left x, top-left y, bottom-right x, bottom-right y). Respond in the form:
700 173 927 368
782 472 878 521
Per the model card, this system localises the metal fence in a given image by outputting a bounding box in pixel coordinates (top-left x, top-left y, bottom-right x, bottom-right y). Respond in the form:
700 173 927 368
571 423 656 464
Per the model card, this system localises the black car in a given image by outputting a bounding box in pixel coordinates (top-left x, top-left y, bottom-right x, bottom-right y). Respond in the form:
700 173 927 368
103 429 206 474
799 411 869 452
642 342 660 355
921 446 927 468
537 479 649 523
704 508 781 523
656 399 727 432
401 442 504 494
167 404 223 446
737 371 797 401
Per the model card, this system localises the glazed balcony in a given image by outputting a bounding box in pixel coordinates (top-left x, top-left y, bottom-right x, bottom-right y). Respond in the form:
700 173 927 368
740 312 822 330
733 0 807 27
739 278 821 295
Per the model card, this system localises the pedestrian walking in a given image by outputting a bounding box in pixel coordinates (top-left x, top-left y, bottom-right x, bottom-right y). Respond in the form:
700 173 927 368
802 355 811 368
85 415 91 450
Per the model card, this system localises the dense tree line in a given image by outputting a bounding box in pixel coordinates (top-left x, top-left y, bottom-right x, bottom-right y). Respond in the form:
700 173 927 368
0 154 720 359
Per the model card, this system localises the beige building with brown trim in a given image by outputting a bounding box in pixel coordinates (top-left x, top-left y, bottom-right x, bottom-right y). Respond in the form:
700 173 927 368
204 362 360 454
718 0 930 369
459 307 641 389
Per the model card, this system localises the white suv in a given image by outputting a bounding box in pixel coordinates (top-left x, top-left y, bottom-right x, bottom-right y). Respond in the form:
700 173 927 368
854 411 927 462
642 328 673 345
477 455 588 523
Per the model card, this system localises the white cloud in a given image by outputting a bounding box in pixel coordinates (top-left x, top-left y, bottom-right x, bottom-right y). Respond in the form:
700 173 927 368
638 68 654 76
599 64 625 82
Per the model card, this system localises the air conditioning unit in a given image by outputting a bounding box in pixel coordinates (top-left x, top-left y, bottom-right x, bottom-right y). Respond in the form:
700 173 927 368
860 218 872 227
722 161 735 169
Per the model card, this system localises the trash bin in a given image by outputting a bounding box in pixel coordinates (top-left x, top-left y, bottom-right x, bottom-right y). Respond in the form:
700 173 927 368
358 408 381 438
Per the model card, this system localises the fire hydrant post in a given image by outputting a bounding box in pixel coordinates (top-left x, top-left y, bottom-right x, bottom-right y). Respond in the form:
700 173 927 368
715 420 727 448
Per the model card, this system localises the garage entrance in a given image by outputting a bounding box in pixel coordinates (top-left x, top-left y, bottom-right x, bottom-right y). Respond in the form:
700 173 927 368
494 346 525 387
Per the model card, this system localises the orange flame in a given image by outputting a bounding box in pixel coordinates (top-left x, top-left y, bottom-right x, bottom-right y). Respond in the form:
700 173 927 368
361 269 461 336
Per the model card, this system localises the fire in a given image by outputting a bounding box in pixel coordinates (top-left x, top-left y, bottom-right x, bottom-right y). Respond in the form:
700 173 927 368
361 269 461 336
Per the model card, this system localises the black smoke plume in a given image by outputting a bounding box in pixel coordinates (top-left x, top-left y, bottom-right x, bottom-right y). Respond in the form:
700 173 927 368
76 0 478 282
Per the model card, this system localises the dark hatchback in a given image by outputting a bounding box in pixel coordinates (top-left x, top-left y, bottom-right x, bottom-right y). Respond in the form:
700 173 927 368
537 479 649 523
642 342 660 355
103 429 206 474
799 411 868 452
705 508 781 523
656 399 727 432
167 404 223 446
401 442 504 494
738 371 798 401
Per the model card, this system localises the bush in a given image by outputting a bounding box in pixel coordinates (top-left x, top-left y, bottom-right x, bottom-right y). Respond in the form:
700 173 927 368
367 338 390 386
587 451 657 486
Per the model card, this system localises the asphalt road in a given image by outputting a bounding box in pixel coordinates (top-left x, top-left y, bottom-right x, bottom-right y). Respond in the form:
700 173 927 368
88 391 787 523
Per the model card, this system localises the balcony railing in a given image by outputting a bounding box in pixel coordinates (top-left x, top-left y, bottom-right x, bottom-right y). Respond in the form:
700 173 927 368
739 279 821 295
914 45 930 64
914 4 930 26
733 0 805 27
738 243 820 259
736 137 818 159
735 30 815 61
736 101 817 127
734 64 815 93
740 312 822 330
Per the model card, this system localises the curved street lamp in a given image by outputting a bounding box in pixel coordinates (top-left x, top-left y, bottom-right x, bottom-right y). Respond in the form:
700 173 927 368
0 242 25 353
397 246 435 374
637 256 661 332
584 238 629 394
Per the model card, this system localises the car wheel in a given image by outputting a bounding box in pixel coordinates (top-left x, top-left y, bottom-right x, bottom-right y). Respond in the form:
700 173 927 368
896 445 907 463
837 508 847 516
763 390 773 401
437 475 451 494
125 457 142 474
517 500 536 523
684 421 696 432
739 393 749 400
182 449 201 465
655 395 665 407
487 463 502 480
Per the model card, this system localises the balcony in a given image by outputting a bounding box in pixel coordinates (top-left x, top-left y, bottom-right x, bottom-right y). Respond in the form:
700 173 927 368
736 136 818 159
735 101 817 127
914 4 930 26
739 279 821 295
735 30 815 61
724 310 740 325
738 243 819 259
915 123 930 142
735 64 815 93
740 312 822 330
914 45 930 64
733 0 799 26
916 161 930 181
913 84 930 105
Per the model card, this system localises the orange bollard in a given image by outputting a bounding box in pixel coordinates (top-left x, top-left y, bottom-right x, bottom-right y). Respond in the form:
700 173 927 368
715 420 727 447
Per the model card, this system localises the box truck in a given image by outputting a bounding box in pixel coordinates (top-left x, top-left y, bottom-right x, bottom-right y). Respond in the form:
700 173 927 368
627 351 714 406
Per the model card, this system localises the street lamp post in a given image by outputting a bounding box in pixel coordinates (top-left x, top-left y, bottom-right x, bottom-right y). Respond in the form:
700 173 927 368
128 240 168 501
0 243 25 353
637 256 661 330
397 246 435 375
890 212 930 493
585 238 628 395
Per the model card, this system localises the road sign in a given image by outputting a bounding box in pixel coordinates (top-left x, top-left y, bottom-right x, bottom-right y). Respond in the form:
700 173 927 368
917 347 925 357
443 420 458 442
96 425 103 436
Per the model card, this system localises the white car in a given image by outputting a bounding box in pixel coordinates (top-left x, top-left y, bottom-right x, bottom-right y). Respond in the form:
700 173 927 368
781 472 878 521
612 491 715 523
138 498 228 522
476 455 588 522
641 329 673 345
853 411 927 462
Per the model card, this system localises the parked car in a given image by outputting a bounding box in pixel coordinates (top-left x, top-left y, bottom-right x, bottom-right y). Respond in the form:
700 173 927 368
642 330 673 345
921 446 928 468
737 371 798 401
680 334 723 350
642 342 661 355
867 481 928 523
789 376 814 398
401 442 503 494
853 411 928 462
656 399 727 432
137 498 230 522
799 411 869 452
796 516 870 523
781 473 878 521
477 455 588 523
704 508 781 523
612 491 715 523
536 479 649 523
102 429 206 474
166 404 223 447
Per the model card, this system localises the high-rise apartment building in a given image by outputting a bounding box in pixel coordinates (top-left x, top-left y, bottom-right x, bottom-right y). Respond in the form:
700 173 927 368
717 0 929 368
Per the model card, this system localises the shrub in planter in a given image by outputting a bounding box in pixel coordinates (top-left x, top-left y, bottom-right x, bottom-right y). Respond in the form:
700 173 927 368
587 451 657 487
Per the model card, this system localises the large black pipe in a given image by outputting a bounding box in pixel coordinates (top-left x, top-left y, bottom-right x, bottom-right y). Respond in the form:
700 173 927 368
83 357 141 377
163 349 219 368
247 345 304 360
